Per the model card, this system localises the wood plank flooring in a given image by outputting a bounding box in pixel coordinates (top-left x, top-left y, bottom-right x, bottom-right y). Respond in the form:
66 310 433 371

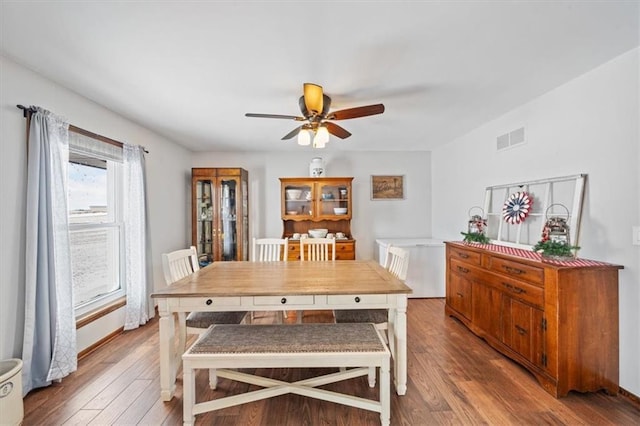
23 299 640 425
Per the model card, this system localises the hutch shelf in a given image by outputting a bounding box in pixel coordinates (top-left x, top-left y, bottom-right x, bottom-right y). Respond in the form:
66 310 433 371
192 168 249 264
280 177 355 260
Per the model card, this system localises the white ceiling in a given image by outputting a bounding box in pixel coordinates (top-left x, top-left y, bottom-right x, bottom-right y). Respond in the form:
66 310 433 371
1 1 638 152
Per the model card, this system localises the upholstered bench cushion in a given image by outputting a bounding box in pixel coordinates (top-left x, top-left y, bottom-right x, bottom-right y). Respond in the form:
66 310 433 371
186 311 247 328
334 309 388 324
189 323 386 354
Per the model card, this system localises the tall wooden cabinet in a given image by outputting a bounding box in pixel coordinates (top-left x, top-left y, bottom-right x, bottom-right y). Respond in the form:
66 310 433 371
280 177 355 260
192 168 248 264
445 241 622 397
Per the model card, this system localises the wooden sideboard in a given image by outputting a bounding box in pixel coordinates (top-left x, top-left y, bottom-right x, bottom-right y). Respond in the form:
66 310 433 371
445 241 622 397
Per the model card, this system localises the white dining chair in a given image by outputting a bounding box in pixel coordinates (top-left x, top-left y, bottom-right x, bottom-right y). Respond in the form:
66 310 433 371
251 237 289 322
161 246 248 388
297 237 336 322
334 244 409 386
299 237 336 261
334 244 410 343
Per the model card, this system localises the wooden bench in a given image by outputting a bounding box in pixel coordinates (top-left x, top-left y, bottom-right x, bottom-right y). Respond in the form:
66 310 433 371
182 323 391 425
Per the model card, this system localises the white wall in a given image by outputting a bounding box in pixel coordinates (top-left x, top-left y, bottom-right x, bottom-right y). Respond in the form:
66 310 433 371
192 151 432 260
432 48 640 395
0 56 193 358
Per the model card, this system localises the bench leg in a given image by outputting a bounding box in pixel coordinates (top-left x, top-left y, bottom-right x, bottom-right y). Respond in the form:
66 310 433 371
380 358 390 426
368 366 376 388
183 364 195 426
209 368 218 389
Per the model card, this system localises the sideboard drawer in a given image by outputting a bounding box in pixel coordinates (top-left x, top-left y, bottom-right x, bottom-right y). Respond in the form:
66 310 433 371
253 295 314 307
327 294 388 305
180 297 241 308
488 257 544 286
449 247 481 266
485 274 544 309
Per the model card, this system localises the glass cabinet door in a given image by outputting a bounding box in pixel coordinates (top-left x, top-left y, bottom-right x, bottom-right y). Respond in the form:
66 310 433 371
284 183 314 218
218 177 238 261
317 182 350 218
195 179 214 264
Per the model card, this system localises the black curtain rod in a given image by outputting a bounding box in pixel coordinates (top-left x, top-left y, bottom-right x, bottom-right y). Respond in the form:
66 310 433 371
17 104 37 117
16 104 149 154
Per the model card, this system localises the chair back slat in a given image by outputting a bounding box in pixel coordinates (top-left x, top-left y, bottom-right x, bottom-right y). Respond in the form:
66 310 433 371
385 245 410 281
252 238 289 262
162 246 200 285
300 238 336 261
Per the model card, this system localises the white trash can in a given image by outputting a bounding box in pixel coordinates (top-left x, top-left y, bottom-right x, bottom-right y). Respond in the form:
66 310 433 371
0 359 23 426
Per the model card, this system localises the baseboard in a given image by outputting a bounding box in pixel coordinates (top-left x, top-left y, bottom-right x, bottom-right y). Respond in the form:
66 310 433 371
619 387 640 409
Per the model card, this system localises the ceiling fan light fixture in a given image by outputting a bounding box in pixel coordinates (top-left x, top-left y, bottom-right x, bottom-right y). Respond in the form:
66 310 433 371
313 125 329 148
297 129 311 146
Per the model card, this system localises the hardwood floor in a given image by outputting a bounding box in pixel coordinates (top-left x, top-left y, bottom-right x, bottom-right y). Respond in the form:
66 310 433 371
23 299 640 425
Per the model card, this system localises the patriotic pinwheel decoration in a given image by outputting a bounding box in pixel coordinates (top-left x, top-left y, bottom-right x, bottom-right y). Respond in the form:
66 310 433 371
502 191 533 224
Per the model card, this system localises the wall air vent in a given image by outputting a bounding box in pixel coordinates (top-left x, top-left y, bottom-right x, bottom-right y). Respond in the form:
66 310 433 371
496 126 525 151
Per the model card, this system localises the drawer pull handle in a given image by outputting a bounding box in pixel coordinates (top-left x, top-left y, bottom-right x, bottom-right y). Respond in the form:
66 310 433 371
456 292 464 298
504 266 525 275
515 325 527 335
354 296 361 303
280 297 287 304
457 266 469 274
206 299 213 306
502 282 526 294
457 252 469 259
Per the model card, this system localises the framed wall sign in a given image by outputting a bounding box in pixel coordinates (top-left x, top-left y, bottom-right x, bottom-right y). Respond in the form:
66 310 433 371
371 175 405 200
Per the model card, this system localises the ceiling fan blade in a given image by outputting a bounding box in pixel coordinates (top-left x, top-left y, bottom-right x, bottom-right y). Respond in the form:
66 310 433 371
324 122 352 139
281 125 303 140
303 83 324 115
327 104 385 120
245 113 305 121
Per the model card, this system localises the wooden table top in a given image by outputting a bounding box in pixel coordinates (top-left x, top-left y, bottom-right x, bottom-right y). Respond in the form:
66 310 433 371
151 260 412 298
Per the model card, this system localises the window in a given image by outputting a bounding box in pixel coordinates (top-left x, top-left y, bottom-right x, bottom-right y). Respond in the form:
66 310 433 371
68 132 124 316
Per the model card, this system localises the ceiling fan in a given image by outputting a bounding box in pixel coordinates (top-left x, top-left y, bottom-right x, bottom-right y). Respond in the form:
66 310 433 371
245 83 385 148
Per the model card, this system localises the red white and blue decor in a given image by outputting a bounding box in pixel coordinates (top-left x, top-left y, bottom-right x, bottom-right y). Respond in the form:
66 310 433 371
502 191 533 224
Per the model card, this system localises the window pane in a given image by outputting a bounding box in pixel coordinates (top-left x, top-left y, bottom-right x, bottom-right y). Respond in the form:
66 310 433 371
70 227 120 306
68 159 108 223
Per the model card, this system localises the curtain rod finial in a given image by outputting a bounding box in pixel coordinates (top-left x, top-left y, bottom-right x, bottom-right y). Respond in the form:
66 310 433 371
17 104 35 118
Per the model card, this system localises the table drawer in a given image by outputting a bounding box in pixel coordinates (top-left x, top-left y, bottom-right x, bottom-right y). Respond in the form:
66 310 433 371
488 257 544 286
253 295 314 307
327 294 388 305
180 297 241 308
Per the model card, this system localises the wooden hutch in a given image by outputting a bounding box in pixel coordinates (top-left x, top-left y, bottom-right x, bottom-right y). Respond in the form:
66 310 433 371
280 177 355 260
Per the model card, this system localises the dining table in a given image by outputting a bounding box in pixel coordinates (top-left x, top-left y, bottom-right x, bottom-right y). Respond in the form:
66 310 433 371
151 259 412 401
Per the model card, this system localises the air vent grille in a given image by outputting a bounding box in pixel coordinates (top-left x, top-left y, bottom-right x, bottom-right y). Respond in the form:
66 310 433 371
497 127 525 151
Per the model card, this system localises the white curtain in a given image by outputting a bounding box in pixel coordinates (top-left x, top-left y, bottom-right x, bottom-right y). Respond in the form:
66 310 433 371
22 107 77 395
123 144 151 330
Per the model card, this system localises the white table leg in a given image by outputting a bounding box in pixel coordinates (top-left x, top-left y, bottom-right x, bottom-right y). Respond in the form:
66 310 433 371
158 299 177 401
394 295 408 395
